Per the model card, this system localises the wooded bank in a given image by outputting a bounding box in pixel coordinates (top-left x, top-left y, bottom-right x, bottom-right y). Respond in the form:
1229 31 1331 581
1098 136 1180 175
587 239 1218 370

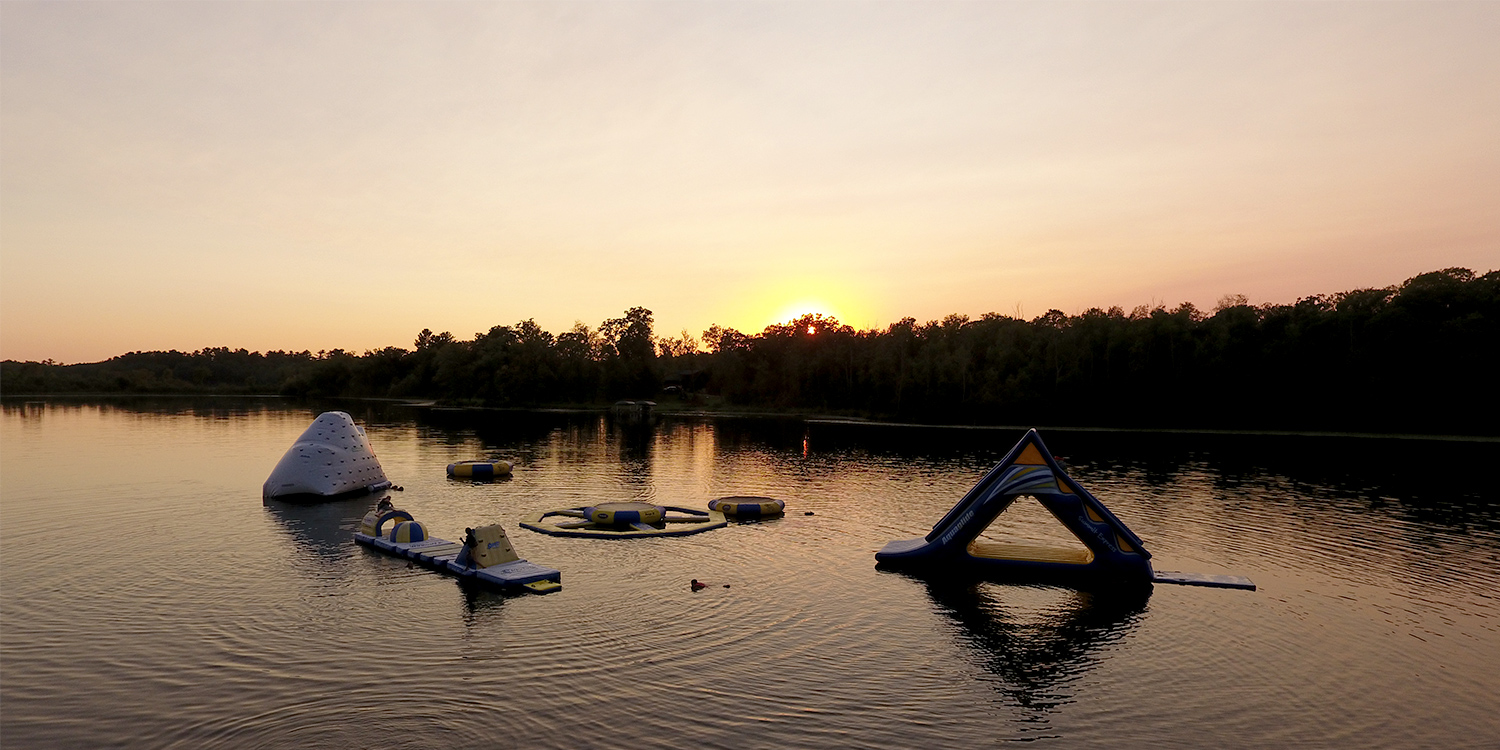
5 267 1495 434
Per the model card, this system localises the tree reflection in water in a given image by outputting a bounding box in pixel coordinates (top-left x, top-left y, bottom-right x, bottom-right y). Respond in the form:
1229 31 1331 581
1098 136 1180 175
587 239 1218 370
609 414 655 486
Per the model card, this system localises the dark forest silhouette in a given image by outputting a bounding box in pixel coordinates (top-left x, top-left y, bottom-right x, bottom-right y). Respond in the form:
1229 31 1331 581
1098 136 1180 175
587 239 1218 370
4 267 1496 433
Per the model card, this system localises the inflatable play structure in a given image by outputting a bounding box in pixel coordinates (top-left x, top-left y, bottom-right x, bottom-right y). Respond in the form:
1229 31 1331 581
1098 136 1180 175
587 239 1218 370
709 496 786 519
355 503 561 594
875 429 1254 590
264 411 391 500
447 460 513 479
520 502 726 539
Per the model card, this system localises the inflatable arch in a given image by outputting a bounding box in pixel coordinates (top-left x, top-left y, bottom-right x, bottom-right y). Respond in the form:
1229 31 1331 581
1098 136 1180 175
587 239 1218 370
875 429 1154 585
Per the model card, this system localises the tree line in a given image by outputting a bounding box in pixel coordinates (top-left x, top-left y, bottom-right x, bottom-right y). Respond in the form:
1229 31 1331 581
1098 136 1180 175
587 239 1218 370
4 267 1496 433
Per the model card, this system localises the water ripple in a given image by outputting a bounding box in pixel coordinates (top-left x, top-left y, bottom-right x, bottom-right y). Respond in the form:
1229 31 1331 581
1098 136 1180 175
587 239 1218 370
3 402 1497 749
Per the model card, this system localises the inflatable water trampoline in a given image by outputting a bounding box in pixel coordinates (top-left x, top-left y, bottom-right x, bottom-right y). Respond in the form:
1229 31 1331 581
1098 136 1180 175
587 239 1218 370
355 503 560 594
520 502 726 539
709 496 786 519
447 460 513 479
264 411 391 500
875 429 1253 590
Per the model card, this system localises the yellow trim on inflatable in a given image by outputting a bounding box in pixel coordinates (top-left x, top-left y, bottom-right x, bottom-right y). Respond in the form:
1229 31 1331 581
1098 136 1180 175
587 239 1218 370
447 460 513 478
468 524 521 567
709 497 786 517
589 502 665 525
359 511 382 537
1085 506 1104 523
1116 534 1134 553
391 520 427 543
967 540 1095 565
1015 444 1048 465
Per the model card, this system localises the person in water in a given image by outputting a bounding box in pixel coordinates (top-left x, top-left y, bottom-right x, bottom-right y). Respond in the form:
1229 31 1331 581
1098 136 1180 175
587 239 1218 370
456 527 479 569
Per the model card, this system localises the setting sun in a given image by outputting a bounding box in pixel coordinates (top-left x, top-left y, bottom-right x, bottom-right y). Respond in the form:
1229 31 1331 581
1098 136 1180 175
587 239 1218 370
764 291 866 332
774 300 835 324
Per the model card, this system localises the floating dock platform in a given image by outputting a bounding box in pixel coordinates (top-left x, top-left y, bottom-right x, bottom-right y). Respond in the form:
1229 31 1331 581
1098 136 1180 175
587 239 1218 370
355 508 560 594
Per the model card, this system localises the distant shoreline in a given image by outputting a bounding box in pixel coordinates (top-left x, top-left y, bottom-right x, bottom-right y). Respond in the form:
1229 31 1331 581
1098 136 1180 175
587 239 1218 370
5 268 1496 438
6 392 1494 443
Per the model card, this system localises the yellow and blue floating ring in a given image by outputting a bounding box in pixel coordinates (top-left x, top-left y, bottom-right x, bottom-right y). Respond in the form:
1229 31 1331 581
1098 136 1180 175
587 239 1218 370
374 509 415 537
708 496 786 518
390 520 428 543
585 502 665 526
519 505 728 538
447 460 513 479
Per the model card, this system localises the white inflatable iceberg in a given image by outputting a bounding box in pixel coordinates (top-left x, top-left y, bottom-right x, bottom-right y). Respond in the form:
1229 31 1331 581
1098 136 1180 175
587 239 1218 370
263 411 391 499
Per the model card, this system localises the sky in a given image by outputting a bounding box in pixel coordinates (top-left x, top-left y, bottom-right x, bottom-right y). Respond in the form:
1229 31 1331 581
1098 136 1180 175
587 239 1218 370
2 1 1497 364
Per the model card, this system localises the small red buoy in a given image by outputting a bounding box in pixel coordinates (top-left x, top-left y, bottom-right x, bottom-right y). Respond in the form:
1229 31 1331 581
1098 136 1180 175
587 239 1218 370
690 579 707 591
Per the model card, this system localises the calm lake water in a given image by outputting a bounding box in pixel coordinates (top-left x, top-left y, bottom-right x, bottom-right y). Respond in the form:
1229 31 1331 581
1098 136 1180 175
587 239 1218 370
2 398 1497 749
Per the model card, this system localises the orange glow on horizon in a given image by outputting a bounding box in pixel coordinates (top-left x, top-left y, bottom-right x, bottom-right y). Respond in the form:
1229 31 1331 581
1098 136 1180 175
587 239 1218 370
2 4 1496 364
761 292 867 333
774 302 836 326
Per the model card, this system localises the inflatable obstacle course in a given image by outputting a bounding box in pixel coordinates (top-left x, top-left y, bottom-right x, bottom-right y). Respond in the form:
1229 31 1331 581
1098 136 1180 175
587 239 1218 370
709 496 786 519
264 411 391 500
875 429 1254 590
875 428 1153 583
355 506 560 594
520 502 727 538
447 460 513 479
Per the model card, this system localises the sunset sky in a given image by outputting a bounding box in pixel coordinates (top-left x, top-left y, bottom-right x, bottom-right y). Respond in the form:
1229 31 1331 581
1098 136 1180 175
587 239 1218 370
2 1 1497 364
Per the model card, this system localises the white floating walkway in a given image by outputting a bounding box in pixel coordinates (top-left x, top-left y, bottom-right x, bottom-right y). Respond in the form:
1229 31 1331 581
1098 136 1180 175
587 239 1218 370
355 510 560 594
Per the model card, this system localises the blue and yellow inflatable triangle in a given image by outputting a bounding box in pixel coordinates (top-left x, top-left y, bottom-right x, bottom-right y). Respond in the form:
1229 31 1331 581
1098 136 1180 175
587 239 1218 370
875 429 1154 584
